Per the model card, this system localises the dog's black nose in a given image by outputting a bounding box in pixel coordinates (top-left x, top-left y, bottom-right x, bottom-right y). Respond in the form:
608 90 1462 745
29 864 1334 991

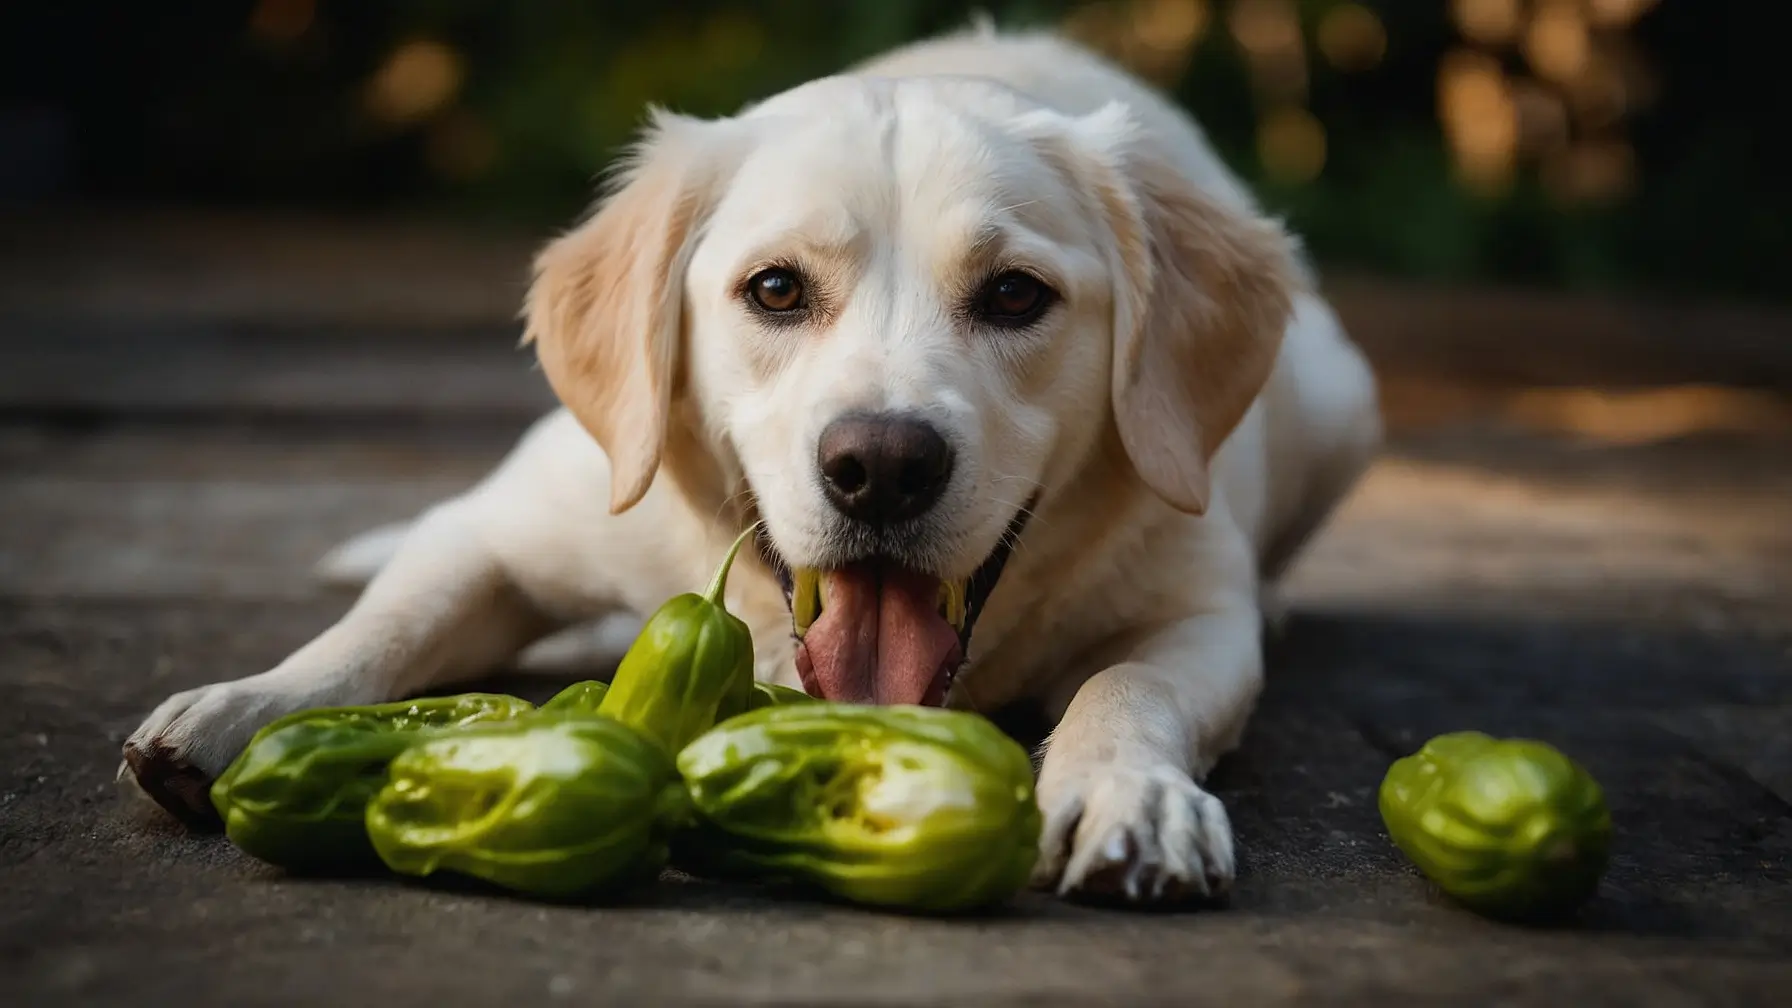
817 412 954 525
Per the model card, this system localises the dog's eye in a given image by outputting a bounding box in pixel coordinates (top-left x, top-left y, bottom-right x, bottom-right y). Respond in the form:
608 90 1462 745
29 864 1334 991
975 271 1054 327
747 268 806 313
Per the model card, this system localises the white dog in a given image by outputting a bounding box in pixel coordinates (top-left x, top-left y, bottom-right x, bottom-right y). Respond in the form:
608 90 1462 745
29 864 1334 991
122 25 1379 904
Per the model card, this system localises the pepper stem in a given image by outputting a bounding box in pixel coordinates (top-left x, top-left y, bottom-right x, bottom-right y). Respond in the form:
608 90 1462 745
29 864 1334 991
703 523 761 606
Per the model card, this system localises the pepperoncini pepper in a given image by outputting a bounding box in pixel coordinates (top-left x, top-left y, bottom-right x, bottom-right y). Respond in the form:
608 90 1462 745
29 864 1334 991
539 679 609 715
596 527 758 754
209 692 535 870
364 713 687 899
1379 731 1611 920
746 681 816 709
673 703 1042 913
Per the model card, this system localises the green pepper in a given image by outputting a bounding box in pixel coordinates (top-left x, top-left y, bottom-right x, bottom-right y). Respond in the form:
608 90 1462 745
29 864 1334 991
1379 731 1611 920
745 682 817 710
209 693 535 870
597 527 757 754
540 679 610 715
674 703 1041 913
365 713 686 900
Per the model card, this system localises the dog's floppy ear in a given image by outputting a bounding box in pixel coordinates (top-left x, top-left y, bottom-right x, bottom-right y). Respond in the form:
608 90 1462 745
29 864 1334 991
1046 104 1300 514
522 110 740 515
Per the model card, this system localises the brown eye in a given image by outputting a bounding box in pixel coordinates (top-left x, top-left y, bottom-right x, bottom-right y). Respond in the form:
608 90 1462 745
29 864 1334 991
748 268 805 313
976 271 1054 326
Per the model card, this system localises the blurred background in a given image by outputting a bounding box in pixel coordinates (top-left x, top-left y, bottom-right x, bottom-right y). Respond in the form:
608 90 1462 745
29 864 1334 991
2 0 1786 302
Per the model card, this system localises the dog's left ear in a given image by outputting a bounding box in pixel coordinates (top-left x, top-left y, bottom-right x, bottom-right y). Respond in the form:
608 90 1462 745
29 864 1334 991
1029 103 1301 514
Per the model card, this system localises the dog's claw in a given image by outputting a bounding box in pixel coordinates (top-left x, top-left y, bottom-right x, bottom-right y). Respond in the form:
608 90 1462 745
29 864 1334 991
121 741 223 831
1034 761 1234 906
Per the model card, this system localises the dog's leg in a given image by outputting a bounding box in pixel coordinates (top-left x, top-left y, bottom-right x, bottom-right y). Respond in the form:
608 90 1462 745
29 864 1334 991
1031 600 1263 904
121 497 559 825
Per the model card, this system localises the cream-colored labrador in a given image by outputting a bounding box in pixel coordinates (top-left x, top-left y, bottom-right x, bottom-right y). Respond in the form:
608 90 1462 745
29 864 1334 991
122 26 1379 904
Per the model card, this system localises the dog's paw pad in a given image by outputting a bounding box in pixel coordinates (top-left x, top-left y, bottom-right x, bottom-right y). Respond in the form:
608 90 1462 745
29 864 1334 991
121 739 222 829
1033 763 1234 905
121 677 312 830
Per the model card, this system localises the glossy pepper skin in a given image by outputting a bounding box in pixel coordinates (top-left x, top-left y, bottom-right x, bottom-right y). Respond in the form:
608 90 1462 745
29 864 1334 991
544 676 803 720
208 693 534 870
365 713 687 900
675 703 1042 913
1379 731 1611 920
540 680 609 715
597 528 757 754
745 682 816 709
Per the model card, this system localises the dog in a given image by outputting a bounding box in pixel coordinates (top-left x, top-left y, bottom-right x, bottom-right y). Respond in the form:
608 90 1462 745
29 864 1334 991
121 24 1380 905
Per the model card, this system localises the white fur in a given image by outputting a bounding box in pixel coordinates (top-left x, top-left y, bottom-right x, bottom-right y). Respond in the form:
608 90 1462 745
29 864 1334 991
122 28 1379 905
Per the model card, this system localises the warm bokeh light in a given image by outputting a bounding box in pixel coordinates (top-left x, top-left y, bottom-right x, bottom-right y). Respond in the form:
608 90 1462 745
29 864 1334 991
1524 0 1591 83
1062 0 1209 85
1258 106 1326 183
365 40 463 126
1587 0 1660 28
1451 0 1521 47
1131 0 1209 55
1502 385 1791 445
1228 0 1306 103
1438 50 1518 194
1317 3 1387 74
248 0 313 44
1541 139 1636 206
1228 0 1300 56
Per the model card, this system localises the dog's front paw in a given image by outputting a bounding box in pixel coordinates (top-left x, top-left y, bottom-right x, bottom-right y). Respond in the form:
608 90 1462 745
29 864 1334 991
122 674 344 828
1032 761 1234 905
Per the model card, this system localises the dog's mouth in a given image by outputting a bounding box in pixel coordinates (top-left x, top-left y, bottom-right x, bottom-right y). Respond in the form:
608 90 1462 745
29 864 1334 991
756 505 1033 707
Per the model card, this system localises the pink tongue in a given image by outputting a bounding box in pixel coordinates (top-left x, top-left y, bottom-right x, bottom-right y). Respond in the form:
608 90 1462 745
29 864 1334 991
795 562 963 706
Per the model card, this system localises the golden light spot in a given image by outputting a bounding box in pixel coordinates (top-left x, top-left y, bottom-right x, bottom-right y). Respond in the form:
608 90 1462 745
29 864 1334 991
365 40 463 125
1587 0 1660 27
1524 0 1591 82
1258 107 1327 184
1061 0 1208 85
1229 0 1307 104
1229 0 1301 57
426 112 498 182
249 0 313 43
1437 50 1518 195
1318 3 1387 73
1541 140 1636 206
1502 386 1791 445
1131 0 1209 55
1451 0 1520 46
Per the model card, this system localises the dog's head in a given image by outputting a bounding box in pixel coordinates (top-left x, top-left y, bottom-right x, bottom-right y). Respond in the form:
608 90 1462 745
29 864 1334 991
525 75 1298 707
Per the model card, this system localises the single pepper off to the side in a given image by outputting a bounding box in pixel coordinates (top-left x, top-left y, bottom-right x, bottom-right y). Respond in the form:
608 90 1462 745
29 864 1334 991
209 692 536 871
1379 731 1611 921
596 527 759 755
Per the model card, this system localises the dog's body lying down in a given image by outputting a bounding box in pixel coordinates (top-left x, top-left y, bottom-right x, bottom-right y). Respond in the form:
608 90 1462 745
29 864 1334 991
123 26 1380 904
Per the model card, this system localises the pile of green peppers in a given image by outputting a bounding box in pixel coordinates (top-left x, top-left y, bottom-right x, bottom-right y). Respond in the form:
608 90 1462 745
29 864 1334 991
206 527 1041 913
210 692 536 870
